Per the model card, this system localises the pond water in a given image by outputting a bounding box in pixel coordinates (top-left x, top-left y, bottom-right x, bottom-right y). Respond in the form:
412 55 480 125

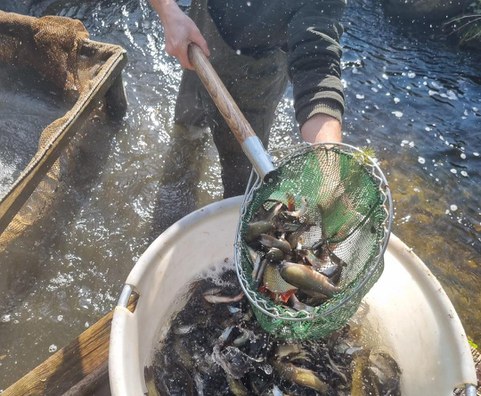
0 0 480 390
0 64 71 197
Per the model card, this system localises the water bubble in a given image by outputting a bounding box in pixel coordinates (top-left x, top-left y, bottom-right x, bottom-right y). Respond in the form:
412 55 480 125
418 157 426 164
1 314 11 323
57 315 64 322
49 344 58 353
407 71 416 78
393 97 400 104
450 168 457 174
461 171 468 177
392 111 403 118
440 90 458 100
460 153 466 160
450 204 458 212
400 140 415 148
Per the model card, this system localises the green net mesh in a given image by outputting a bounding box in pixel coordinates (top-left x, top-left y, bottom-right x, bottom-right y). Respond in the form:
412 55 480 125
235 143 392 341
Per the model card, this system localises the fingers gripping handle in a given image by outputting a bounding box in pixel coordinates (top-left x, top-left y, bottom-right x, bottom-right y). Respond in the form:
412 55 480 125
188 44 276 180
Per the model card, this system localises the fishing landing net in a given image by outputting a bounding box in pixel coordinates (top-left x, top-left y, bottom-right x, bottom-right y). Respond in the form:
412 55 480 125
235 142 393 341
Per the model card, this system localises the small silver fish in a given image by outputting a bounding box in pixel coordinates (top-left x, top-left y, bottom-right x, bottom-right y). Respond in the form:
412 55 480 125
265 247 285 262
271 360 330 394
203 290 245 304
144 367 161 396
282 196 309 223
287 294 315 313
325 251 347 283
259 234 292 254
255 200 285 222
262 263 297 294
254 258 268 288
245 221 275 243
279 261 341 297
226 375 249 396
301 249 329 270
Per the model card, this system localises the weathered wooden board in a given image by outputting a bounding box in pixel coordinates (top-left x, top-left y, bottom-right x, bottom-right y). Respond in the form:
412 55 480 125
2 295 137 396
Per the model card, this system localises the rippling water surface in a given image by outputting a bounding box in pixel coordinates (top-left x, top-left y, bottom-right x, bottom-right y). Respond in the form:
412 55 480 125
0 0 480 389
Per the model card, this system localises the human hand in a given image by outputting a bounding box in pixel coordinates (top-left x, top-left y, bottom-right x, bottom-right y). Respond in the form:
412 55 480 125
300 114 342 144
149 0 210 69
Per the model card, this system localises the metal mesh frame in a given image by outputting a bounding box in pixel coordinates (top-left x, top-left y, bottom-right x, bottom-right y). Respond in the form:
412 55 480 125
235 142 393 340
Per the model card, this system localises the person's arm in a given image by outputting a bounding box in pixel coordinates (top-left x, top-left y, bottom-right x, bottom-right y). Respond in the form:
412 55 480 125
288 0 346 144
148 0 210 69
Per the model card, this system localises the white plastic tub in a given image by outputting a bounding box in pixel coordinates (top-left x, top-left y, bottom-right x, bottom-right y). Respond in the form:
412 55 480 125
109 196 477 396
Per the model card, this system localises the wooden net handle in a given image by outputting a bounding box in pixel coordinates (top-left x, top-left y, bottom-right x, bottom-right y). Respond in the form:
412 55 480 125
188 44 257 144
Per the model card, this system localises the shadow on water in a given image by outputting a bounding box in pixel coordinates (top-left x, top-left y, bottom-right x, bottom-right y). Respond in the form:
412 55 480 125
150 125 211 237
0 0 480 389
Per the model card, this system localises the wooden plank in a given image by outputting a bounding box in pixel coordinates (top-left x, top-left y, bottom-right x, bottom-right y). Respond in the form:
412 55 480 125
62 361 109 396
2 295 137 396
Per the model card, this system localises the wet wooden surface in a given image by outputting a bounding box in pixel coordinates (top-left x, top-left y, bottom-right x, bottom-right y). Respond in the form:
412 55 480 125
2 295 137 396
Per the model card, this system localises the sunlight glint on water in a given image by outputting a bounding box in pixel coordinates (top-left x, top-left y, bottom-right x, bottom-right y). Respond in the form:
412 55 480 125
0 0 480 389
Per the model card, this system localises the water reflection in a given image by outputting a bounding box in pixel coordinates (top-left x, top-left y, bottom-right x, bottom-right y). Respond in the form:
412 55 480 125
0 0 480 389
0 64 70 197
341 0 481 348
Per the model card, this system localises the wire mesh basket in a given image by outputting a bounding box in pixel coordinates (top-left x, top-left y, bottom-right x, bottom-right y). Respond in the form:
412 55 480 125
235 142 393 340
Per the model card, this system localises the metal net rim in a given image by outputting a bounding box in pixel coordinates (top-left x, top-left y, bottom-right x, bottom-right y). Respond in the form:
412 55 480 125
234 142 394 322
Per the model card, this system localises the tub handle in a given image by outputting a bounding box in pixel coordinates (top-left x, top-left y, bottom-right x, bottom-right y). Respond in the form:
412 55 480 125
117 284 135 309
